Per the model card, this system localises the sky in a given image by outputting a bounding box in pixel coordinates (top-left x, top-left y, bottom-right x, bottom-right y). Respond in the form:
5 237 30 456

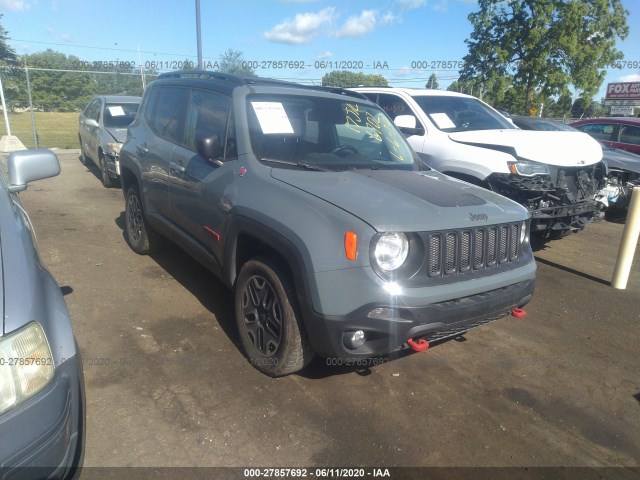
1 0 640 100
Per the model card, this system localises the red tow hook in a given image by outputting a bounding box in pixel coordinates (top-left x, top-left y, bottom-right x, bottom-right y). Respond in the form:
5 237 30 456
408 337 430 352
511 307 527 318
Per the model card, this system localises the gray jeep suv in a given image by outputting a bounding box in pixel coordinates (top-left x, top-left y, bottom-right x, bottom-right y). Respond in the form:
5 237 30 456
120 71 536 376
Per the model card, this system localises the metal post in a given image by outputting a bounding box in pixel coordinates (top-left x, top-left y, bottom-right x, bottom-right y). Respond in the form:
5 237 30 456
24 62 38 148
195 0 203 69
138 45 146 91
611 188 640 289
0 72 11 136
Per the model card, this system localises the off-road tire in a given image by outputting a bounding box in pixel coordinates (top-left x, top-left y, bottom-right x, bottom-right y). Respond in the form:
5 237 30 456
235 257 314 377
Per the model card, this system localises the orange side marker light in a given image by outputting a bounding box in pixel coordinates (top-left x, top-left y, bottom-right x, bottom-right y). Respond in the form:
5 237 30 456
344 231 358 261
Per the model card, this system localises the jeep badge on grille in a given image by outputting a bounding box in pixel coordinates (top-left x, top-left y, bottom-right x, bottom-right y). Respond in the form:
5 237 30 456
469 213 488 222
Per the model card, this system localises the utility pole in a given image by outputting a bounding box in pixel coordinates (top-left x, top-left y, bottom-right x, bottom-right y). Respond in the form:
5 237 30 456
25 61 38 148
195 0 203 69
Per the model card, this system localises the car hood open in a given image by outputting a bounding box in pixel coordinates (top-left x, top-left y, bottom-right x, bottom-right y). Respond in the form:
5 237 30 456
271 168 527 232
448 130 603 167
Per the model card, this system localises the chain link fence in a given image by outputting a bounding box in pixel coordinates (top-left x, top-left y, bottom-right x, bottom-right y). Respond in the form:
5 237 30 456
1 64 585 150
0 65 158 149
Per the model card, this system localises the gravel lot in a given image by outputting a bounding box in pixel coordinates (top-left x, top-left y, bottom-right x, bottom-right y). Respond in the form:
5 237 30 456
15 151 640 470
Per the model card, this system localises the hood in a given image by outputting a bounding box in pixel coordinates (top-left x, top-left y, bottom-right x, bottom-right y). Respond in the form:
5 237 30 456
602 147 640 174
271 168 527 232
449 130 602 167
105 127 127 143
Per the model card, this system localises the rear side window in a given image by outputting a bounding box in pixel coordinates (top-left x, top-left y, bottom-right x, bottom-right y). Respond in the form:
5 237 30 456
84 99 101 122
618 124 640 146
145 86 189 144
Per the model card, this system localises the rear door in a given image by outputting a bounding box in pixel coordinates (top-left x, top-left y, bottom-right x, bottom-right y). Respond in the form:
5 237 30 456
168 88 237 266
139 86 189 223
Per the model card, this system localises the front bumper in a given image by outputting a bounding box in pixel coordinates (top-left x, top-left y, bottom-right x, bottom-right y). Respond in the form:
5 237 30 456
105 154 121 177
0 354 84 480
529 199 597 232
302 273 535 359
485 173 599 234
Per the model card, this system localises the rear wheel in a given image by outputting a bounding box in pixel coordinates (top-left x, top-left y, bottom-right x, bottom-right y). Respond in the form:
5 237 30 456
99 152 117 188
124 185 162 254
235 258 313 377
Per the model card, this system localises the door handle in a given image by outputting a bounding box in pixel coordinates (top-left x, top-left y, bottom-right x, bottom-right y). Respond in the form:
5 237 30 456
169 161 186 173
136 145 149 156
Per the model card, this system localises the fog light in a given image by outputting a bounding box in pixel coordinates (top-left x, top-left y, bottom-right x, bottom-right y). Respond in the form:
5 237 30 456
344 330 366 349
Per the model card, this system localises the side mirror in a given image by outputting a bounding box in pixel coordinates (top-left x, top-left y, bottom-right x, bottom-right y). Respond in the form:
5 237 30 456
7 149 61 193
394 115 425 136
196 134 223 164
84 118 99 128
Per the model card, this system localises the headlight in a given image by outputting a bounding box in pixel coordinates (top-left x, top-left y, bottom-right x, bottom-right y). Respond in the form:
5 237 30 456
0 323 55 416
106 142 123 156
508 161 549 176
374 232 409 271
520 220 527 244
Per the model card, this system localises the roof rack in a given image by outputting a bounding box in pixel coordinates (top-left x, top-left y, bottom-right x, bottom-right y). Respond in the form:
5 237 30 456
305 86 369 100
157 70 370 100
157 70 298 87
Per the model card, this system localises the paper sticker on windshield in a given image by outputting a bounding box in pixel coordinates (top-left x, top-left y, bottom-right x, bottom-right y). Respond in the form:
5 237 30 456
107 106 126 117
430 113 456 130
251 102 294 134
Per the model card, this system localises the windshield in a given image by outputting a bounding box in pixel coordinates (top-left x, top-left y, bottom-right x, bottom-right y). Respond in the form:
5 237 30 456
412 95 515 133
103 102 140 128
247 94 417 171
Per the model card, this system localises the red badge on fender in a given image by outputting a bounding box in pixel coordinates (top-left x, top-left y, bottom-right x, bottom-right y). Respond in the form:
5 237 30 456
239 166 247 177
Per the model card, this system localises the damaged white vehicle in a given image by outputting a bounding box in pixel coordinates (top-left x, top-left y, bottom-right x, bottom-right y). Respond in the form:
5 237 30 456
351 88 603 238
595 145 640 210
508 115 639 212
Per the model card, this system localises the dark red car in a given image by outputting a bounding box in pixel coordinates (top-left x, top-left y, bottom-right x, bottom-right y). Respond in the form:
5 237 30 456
571 117 640 155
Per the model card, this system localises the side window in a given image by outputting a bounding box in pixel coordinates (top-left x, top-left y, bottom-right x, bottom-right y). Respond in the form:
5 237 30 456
184 89 235 159
376 94 413 120
85 99 101 121
618 124 640 146
576 123 615 142
147 86 189 144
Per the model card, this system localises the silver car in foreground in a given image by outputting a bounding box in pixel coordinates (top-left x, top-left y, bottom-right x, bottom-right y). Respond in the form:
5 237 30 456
78 95 141 187
0 150 85 478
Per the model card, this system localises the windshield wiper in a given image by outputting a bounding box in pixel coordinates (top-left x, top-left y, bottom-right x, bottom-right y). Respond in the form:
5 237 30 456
261 157 330 171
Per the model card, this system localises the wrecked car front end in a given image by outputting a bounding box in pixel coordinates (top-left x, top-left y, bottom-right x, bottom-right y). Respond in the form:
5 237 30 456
487 162 601 236
448 130 603 238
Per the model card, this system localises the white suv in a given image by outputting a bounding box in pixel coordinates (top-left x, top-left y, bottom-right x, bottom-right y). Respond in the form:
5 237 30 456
351 87 603 238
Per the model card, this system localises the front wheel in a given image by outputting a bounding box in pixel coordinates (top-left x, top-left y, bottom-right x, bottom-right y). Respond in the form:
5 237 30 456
235 258 313 377
124 185 162 254
79 136 87 165
99 153 117 188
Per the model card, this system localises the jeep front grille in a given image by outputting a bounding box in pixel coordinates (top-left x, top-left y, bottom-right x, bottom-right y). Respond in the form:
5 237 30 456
426 223 521 278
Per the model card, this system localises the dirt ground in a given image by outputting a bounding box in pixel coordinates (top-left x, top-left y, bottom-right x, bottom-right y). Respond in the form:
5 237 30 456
16 151 640 471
